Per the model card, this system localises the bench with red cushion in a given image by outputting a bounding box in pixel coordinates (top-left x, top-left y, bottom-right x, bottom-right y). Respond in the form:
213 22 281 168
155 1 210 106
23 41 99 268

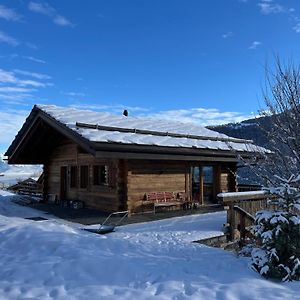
144 191 183 213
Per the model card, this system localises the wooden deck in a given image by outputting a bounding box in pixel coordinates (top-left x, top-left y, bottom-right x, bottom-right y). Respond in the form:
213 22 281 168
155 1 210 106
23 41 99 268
27 202 223 225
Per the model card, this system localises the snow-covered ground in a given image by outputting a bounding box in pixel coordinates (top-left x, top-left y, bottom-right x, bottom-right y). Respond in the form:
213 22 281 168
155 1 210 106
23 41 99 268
0 153 42 185
0 190 299 299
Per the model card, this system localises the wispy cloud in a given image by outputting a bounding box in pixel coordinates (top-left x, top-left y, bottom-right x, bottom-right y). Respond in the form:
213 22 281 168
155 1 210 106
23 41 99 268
146 108 252 126
13 69 51 80
0 54 46 64
28 2 54 16
257 1 299 34
53 15 72 27
25 42 39 50
22 56 46 64
293 23 300 33
0 109 29 144
0 87 35 93
28 1 73 27
70 103 149 114
258 1 285 15
0 68 52 104
0 30 19 46
0 93 33 102
0 69 51 87
0 4 22 21
222 31 233 39
70 103 251 126
248 41 262 49
64 92 86 97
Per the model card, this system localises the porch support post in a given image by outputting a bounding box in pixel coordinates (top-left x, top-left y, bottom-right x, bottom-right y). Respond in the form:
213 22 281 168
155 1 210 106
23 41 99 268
199 167 204 205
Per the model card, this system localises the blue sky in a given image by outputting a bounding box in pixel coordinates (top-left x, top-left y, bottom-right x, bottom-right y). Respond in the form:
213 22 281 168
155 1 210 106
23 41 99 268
0 0 300 153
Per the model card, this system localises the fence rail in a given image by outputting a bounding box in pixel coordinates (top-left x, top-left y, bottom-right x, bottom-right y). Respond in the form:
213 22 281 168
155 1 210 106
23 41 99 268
218 191 276 240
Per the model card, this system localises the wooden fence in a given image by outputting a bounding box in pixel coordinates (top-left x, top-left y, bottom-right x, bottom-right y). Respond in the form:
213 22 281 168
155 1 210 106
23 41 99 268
218 191 277 241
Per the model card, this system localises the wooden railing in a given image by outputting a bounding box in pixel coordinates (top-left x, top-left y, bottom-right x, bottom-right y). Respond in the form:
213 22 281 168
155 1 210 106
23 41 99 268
218 191 276 241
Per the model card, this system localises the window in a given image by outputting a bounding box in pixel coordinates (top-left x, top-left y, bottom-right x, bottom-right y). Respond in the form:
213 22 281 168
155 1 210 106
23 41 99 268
80 165 89 188
70 166 78 188
202 166 213 184
93 165 108 185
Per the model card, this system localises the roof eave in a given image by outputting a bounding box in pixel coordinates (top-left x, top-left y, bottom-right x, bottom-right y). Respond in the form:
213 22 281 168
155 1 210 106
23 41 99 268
5 105 96 163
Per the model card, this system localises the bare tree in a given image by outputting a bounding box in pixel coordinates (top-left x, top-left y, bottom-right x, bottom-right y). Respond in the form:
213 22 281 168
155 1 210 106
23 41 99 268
250 58 300 281
258 58 300 184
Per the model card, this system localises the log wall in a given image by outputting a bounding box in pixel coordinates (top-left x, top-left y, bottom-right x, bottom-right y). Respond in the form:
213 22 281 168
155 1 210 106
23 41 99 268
127 160 189 213
45 140 121 211
126 160 236 213
44 140 238 214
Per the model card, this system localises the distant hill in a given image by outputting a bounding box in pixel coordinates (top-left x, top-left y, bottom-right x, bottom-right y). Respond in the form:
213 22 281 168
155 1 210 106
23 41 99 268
208 115 274 186
0 154 42 186
208 115 273 149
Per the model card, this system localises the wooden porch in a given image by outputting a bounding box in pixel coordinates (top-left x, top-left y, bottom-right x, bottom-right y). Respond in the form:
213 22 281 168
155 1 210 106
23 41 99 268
26 200 223 225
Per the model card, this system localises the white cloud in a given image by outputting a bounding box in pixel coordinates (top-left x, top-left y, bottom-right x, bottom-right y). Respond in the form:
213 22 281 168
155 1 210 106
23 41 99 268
0 5 22 21
0 54 46 64
18 80 49 88
147 107 252 126
53 15 72 27
0 30 19 46
293 23 300 33
0 87 35 93
22 56 46 64
0 69 17 84
0 69 51 88
13 69 51 80
70 103 251 126
0 68 53 104
222 32 233 39
28 1 73 27
222 31 233 39
0 109 29 144
70 103 149 114
25 42 39 50
64 92 86 97
0 93 33 102
248 41 262 49
28 2 55 16
258 1 284 15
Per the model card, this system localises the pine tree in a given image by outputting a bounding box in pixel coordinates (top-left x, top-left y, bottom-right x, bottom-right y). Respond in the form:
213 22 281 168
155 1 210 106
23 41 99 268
251 175 300 281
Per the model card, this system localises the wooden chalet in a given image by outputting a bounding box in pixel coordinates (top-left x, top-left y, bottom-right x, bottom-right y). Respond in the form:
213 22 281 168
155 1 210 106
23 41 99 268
5 105 268 214
7 177 43 196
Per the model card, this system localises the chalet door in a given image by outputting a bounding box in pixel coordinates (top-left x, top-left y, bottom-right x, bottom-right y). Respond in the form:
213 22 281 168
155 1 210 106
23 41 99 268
191 166 216 205
202 166 215 204
60 166 68 200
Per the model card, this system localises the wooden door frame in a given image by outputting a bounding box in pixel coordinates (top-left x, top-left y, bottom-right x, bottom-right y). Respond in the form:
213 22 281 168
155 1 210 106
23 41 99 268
190 163 223 205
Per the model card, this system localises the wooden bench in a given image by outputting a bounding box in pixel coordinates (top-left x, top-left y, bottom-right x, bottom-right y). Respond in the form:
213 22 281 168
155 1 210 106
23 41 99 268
144 191 186 213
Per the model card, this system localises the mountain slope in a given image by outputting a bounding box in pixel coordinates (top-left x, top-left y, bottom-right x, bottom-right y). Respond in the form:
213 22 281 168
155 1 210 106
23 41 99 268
208 115 272 149
208 115 274 186
0 154 42 186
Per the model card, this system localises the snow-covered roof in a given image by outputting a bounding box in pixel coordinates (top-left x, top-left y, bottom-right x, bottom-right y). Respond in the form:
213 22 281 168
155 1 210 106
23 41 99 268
36 105 269 154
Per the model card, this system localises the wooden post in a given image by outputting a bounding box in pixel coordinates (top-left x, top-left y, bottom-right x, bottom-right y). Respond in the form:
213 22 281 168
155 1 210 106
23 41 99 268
199 167 204 205
213 165 221 201
117 159 128 212
42 163 48 202
185 164 191 201
228 165 237 192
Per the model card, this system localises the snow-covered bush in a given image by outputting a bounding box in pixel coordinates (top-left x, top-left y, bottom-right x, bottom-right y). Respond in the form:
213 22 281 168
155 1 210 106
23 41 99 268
251 175 300 281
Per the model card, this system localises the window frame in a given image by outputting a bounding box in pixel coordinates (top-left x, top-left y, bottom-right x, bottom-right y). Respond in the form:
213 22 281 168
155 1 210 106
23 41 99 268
93 165 108 186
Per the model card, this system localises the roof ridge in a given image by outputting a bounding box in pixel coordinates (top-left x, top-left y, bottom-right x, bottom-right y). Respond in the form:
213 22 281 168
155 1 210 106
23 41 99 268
75 122 254 144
